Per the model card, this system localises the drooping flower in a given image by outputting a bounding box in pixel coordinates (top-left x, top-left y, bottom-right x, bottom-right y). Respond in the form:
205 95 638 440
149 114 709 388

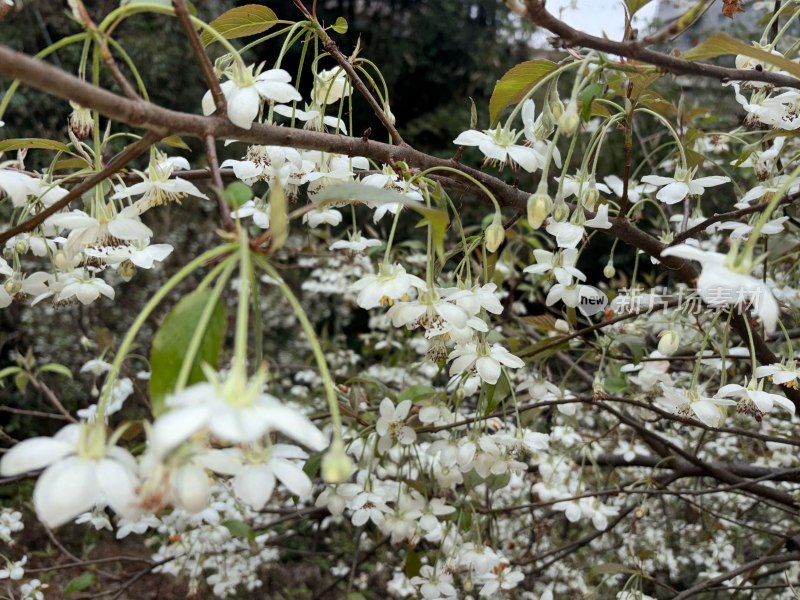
202 64 302 129
453 125 541 172
716 379 795 420
151 367 327 458
312 68 351 105
111 157 207 212
657 384 735 427
448 342 525 385
0 422 139 528
642 167 730 204
524 248 586 285
661 243 780 332
350 263 426 309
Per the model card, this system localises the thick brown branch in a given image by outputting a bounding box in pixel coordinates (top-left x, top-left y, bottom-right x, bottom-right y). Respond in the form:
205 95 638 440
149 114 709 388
522 0 800 89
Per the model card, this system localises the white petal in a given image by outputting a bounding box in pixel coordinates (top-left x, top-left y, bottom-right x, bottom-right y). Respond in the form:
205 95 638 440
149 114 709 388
0 437 74 475
227 85 261 129
270 458 313 496
34 457 98 528
98 458 139 518
233 465 275 510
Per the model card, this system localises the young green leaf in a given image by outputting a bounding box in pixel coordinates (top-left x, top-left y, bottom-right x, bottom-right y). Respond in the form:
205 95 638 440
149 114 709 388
200 4 278 47
488 60 557 125
149 289 227 416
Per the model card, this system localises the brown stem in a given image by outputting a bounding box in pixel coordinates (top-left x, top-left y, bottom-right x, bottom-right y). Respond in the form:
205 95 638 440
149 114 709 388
0 131 161 245
172 0 226 116
522 0 800 89
203 134 233 230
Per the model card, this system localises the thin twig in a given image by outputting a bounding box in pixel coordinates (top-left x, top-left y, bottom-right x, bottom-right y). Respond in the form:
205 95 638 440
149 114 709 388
204 134 234 230
172 0 226 115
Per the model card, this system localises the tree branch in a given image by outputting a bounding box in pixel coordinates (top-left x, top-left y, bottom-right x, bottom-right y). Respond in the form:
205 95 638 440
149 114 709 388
521 0 800 89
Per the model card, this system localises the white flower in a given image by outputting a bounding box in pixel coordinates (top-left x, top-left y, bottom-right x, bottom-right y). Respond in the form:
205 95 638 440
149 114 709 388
661 244 780 332
0 423 139 528
717 380 795 418
151 368 327 457
603 174 655 203
756 361 800 387
206 444 313 510
303 206 342 228
388 290 469 331
274 103 347 133
202 65 302 129
524 248 585 285
47 206 152 254
584 204 612 229
111 160 207 212
312 68 351 105
440 282 504 316
350 263 426 309
545 219 584 248
479 565 524 597
231 199 270 229
348 490 392 527
0 556 26 580
0 169 38 207
410 564 457 599
641 167 730 204
99 243 174 269
716 216 787 239
0 271 50 308
454 126 541 172
329 232 382 253
657 385 735 427
376 397 417 453
56 269 115 305
448 342 525 385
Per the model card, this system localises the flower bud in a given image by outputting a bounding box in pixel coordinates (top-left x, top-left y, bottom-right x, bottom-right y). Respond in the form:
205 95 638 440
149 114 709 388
14 239 27 255
658 329 681 356
118 260 136 282
548 87 564 120
581 183 599 211
4 278 21 296
558 101 580 136
484 212 505 253
552 197 569 222
54 250 70 272
603 262 615 279
527 190 552 229
322 441 353 484
68 102 93 140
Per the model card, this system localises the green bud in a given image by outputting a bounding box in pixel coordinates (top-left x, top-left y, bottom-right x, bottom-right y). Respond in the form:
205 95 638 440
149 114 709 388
484 212 505 253
581 183 599 210
14 240 27 255
118 260 137 282
4 278 21 296
53 251 70 272
558 101 580 136
658 330 681 356
603 262 615 279
552 197 570 222
322 441 353 484
527 191 552 229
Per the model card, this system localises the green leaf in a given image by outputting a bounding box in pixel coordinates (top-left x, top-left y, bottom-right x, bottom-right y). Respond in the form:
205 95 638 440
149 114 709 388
224 181 253 208
624 0 654 17
201 4 278 46
469 96 478 129
332 16 348 34
588 562 636 579
579 82 604 122
404 550 422 578
222 519 255 541
149 289 227 416
303 452 323 479
35 363 73 379
64 573 96 594
683 32 800 80
161 135 191 151
489 60 557 124
53 158 91 171
0 138 71 153
315 183 450 258
0 366 22 379
14 372 28 393
397 385 436 404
